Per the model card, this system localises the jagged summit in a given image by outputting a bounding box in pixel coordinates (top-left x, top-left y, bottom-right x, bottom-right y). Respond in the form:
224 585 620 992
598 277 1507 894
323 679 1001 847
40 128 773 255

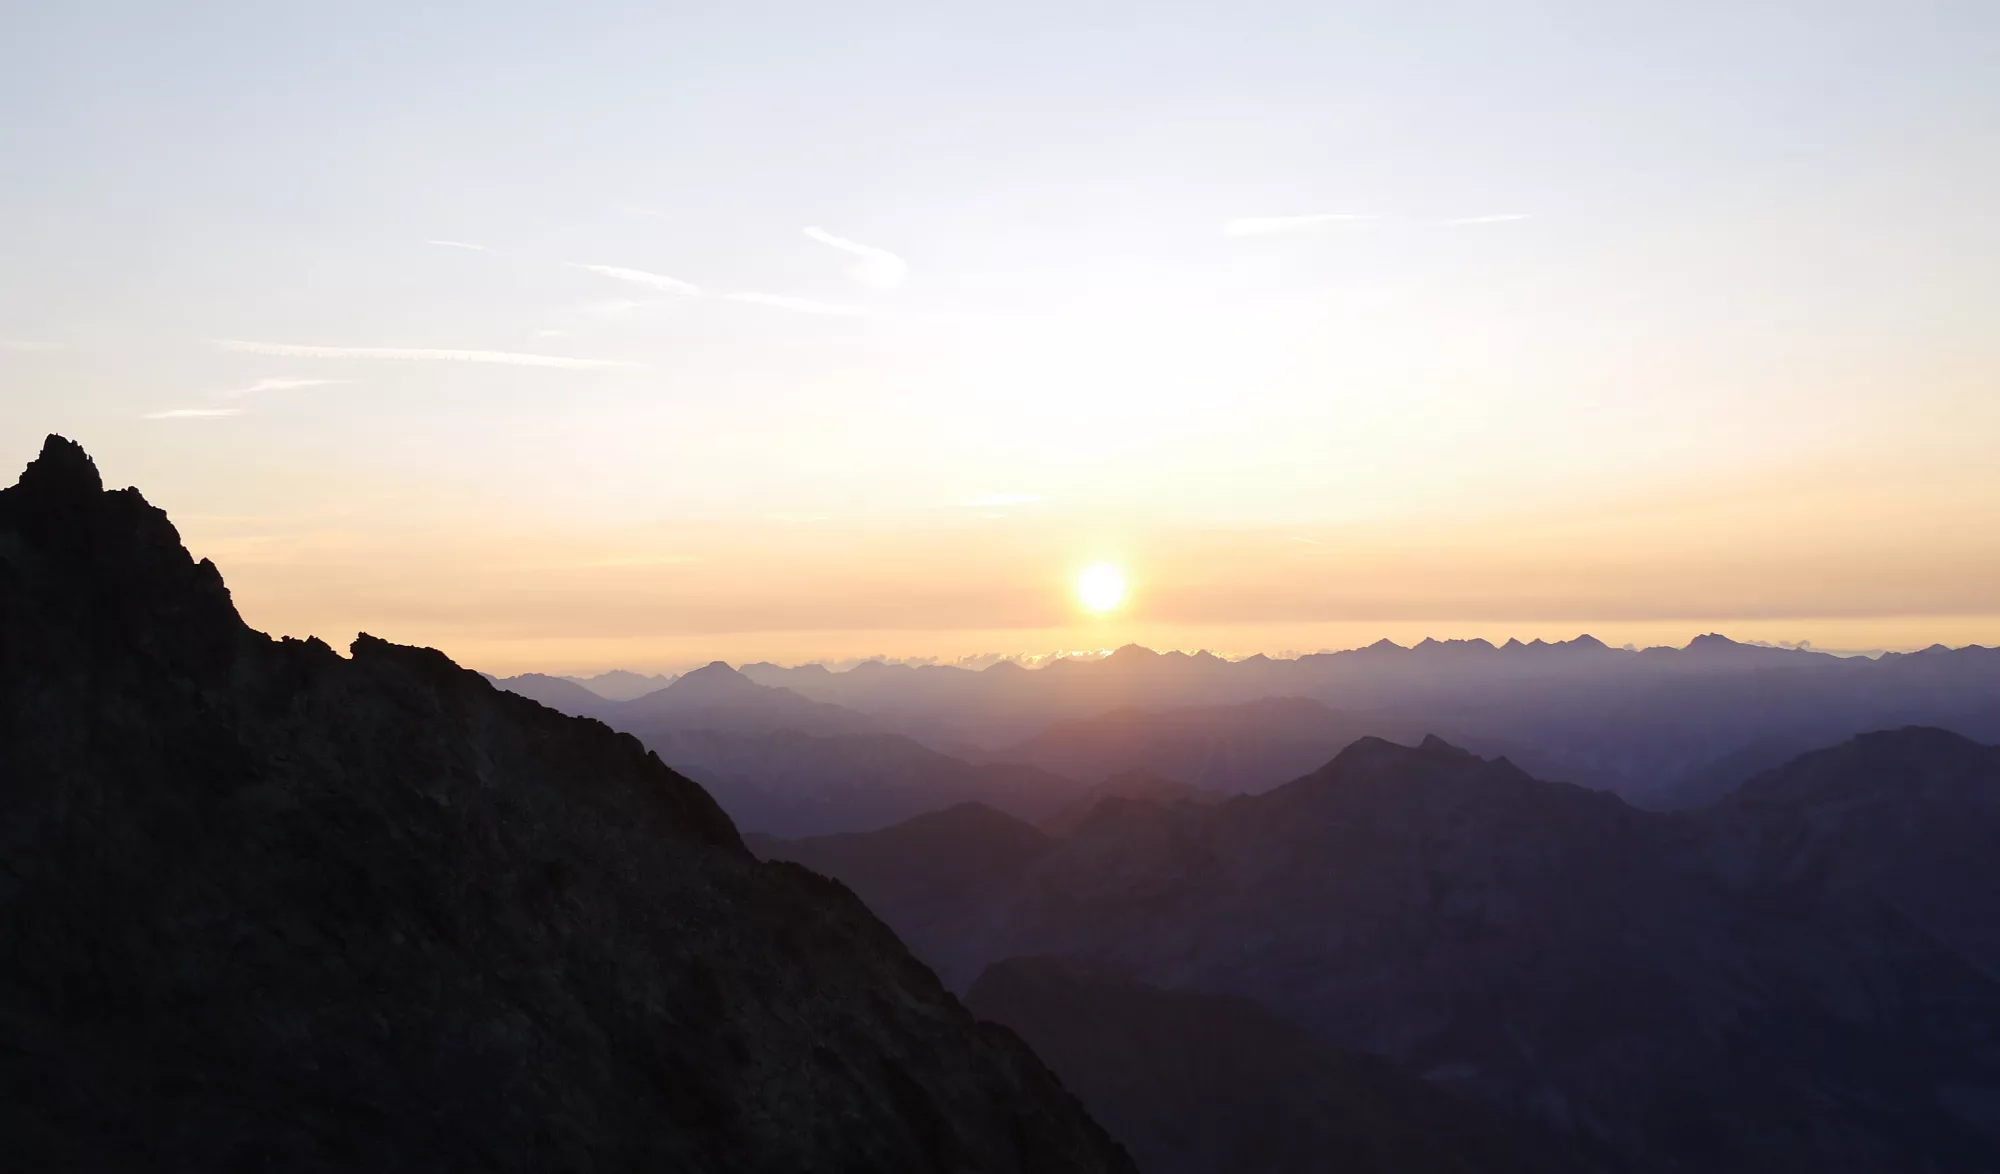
17 433 103 497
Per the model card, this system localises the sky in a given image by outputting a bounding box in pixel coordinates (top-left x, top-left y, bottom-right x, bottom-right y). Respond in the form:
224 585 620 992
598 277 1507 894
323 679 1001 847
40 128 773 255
3 0 1997 673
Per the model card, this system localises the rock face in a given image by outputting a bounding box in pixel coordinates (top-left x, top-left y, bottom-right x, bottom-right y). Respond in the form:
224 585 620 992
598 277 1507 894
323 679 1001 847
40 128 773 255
966 957 1590 1174
0 437 1133 1173
763 733 2000 1171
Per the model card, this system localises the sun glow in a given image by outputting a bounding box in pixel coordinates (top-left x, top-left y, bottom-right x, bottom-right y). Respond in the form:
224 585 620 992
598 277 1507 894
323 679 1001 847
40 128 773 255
1076 564 1128 614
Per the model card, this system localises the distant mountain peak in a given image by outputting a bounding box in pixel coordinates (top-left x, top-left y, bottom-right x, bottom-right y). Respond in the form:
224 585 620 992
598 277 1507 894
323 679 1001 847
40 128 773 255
667 660 757 694
1417 734 1475 756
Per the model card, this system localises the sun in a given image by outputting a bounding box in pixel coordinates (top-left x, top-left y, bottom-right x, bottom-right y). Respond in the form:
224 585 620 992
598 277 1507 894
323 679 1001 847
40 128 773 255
1076 563 1127 614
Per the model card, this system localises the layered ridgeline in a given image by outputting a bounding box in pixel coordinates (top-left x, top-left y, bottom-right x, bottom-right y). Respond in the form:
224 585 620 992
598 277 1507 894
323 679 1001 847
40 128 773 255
0 437 1132 1173
726 638 2000 807
762 733 2000 1172
498 633 2000 832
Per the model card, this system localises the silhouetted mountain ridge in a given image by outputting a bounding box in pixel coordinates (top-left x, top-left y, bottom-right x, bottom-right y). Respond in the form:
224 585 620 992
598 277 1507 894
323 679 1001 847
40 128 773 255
0 436 1131 1173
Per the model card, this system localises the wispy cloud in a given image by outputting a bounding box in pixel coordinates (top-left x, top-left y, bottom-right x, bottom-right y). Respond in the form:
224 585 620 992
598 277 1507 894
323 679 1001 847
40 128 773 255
963 493 1043 507
1224 213 1375 237
425 239 490 251
145 407 244 420
803 226 908 292
570 263 702 296
214 340 641 369
571 298 677 317
1440 213 1531 225
221 377 347 397
0 338 63 352
724 292 866 316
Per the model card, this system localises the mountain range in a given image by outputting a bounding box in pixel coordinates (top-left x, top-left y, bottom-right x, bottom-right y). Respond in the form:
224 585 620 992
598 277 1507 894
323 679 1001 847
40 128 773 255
0 437 1130 1172
758 729 2000 1171
735 639 2000 806
491 630 2000 835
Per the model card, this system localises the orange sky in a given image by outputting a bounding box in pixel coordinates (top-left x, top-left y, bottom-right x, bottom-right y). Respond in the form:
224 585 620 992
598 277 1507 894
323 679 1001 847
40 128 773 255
137 437 2000 674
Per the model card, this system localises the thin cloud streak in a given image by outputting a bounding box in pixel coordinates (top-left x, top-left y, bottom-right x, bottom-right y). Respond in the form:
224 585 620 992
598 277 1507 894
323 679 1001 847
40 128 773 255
1441 213 1532 225
213 340 642 369
145 407 244 419
1224 213 1375 237
802 226 908 291
724 292 866 316
425 239 490 251
222 377 347 397
572 298 668 316
0 338 63 351
963 493 1043 507
570 263 702 296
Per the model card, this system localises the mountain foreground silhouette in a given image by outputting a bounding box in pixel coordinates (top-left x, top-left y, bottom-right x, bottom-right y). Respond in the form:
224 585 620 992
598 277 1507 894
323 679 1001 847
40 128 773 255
0 437 1131 1172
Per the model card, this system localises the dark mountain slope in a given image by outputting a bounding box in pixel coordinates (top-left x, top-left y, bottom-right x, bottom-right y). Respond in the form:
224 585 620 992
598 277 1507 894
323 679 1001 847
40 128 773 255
762 803 1057 990
1699 726 2000 977
772 734 2000 1171
0 437 1132 1173
967 957 1593 1174
1039 768 1224 836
